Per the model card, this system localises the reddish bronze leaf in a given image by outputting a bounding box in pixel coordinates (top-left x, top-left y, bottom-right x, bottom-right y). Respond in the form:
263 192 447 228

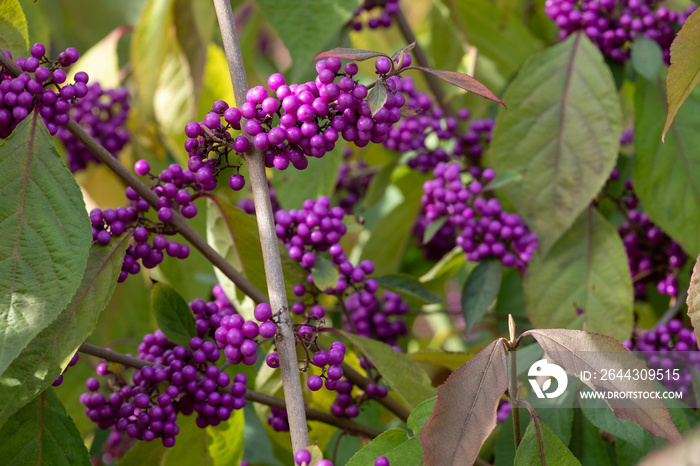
403 66 505 107
525 328 681 444
314 47 389 62
420 338 509 466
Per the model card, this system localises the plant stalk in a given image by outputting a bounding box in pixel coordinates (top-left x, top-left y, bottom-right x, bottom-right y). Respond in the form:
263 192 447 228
509 347 522 449
212 0 310 451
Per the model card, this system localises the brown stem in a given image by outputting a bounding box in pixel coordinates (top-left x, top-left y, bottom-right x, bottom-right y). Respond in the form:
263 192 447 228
212 0 310 451
394 8 450 114
78 343 379 437
79 343 153 368
0 52 268 306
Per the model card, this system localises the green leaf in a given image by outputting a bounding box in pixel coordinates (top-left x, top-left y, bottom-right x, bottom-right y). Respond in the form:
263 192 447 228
0 239 128 425
491 33 623 255
0 116 91 376
207 409 244 466
483 171 523 191
345 429 409 466
0 389 90 465
368 82 389 117
161 414 211 466
0 0 28 57
151 282 196 347
272 145 343 210
663 8 700 140
66 26 129 88
199 44 236 115
362 160 398 209
570 410 612 466
526 328 682 443
131 0 174 120
257 0 362 80
311 256 339 292
422 217 448 244
407 396 436 435
580 390 648 451
206 197 307 320
421 339 509 466
461 259 502 333
524 208 633 342
154 36 196 161
631 35 663 81
408 349 476 371
173 0 212 98
451 0 542 79
374 274 441 304
404 66 505 107
634 71 700 257
340 332 434 409
118 437 167 466
687 253 700 343
514 419 581 466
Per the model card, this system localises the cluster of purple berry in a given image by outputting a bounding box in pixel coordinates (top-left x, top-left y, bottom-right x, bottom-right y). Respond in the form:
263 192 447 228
183 55 409 189
193 284 237 337
52 352 79 387
384 76 495 173
56 83 130 172
90 159 212 282
615 178 687 299
268 406 290 432
79 326 248 448
0 43 85 138
334 148 374 214
350 0 399 30
421 162 538 269
544 0 696 63
624 319 699 402
275 196 410 344
413 213 458 261
216 302 277 366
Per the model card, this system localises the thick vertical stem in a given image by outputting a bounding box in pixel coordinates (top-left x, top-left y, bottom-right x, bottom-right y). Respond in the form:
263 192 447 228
510 348 522 449
212 0 310 451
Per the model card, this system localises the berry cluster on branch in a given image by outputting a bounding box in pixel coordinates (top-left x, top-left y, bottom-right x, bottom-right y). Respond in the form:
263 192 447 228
1 43 85 137
545 0 696 63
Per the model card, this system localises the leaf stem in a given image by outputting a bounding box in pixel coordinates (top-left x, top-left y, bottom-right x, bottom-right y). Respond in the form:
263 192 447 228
78 343 381 437
212 0 310 451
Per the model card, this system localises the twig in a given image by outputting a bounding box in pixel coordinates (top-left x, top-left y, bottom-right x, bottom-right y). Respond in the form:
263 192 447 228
212 0 310 451
78 343 380 437
518 399 545 465
653 288 688 330
79 343 153 368
508 316 523 448
394 8 450 114
0 52 268 306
